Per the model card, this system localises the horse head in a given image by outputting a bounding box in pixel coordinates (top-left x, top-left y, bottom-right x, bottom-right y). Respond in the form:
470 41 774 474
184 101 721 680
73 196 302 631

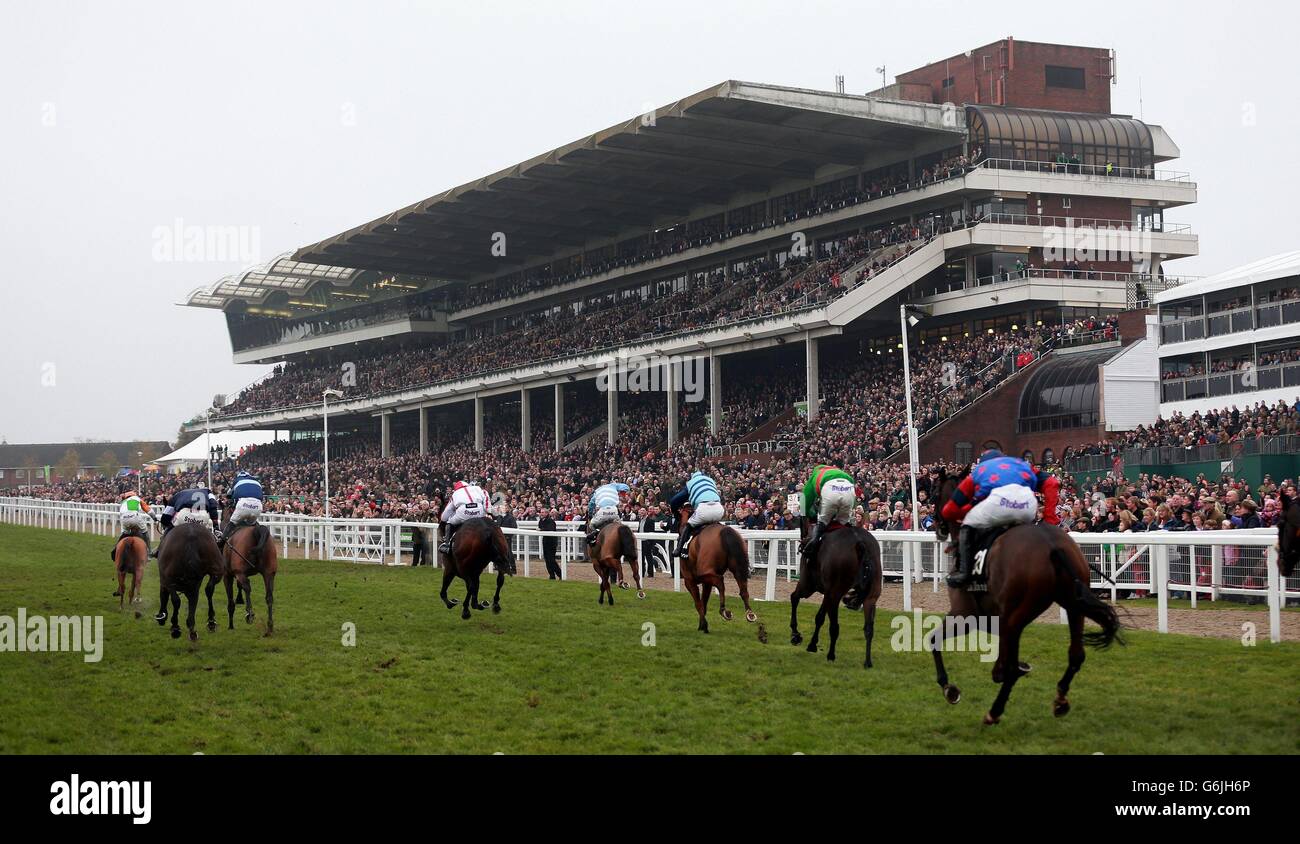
932 467 968 543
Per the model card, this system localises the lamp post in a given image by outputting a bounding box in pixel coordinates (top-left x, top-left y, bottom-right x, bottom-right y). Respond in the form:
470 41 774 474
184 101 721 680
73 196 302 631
323 389 344 518
900 304 932 532
205 410 213 491
137 451 143 496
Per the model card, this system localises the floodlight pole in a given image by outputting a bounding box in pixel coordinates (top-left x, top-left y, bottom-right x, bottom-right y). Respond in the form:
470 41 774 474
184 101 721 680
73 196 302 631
323 390 342 519
900 305 920 533
205 410 213 491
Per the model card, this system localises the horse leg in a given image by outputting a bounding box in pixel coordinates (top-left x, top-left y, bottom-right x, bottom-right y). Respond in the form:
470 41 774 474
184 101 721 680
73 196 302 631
205 575 218 632
156 584 169 625
825 599 840 662
185 586 199 642
490 570 504 615
684 577 707 633
439 566 459 608
985 617 1025 725
130 566 143 608
1053 609 1085 717
169 590 182 639
462 571 477 620
474 571 491 611
238 573 254 623
807 595 831 654
116 567 126 604
626 551 644 598
712 575 733 622
700 582 713 627
862 600 877 668
926 616 961 703
263 571 276 634
789 585 806 645
225 574 236 630
735 575 757 623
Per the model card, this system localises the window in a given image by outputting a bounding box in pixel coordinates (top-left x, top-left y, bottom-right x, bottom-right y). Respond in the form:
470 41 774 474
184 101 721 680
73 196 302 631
954 442 973 464
1045 66 1086 90
1061 197 1071 210
941 76 955 89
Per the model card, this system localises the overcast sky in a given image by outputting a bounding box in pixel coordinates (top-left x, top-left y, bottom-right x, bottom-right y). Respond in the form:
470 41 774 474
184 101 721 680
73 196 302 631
2 0 1296 445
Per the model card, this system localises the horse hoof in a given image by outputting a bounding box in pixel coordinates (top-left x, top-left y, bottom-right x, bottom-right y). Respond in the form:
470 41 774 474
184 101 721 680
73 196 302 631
636 590 646 599
1018 661 1032 676
790 633 802 646
492 604 501 615
1053 698 1071 718
189 630 198 643
207 621 217 632
112 590 122 597
983 712 1000 726
618 581 629 590
245 614 253 625
155 614 167 626
806 643 817 653
826 652 836 662
134 611 141 620
721 609 733 622
745 610 757 623
944 685 962 705
170 628 181 639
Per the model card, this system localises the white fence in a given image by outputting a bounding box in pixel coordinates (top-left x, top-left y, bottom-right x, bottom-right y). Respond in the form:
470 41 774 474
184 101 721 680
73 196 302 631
2 497 1295 641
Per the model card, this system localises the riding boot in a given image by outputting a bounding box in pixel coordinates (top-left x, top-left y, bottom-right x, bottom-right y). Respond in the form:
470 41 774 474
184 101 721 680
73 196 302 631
586 529 599 547
676 523 695 559
801 521 827 558
438 524 456 555
948 525 977 588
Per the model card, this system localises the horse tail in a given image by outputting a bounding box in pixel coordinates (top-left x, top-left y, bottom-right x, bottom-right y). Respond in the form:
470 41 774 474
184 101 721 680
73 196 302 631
251 524 270 557
721 526 749 581
180 524 204 575
619 523 638 567
1051 545 1124 649
493 524 517 575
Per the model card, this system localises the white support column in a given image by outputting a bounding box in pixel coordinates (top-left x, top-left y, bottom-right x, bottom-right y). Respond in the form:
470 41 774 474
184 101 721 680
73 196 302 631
709 353 722 437
380 413 391 458
805 332 819 421
666 363 679 448
606 384 619 444
473 396 484 452
418 406 428 456
554 384 565 451
520 387 531 453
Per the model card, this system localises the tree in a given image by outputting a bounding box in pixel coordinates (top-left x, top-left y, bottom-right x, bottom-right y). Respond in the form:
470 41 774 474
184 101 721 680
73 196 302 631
96 450 121 481
56 449 82 483
21 455 40 490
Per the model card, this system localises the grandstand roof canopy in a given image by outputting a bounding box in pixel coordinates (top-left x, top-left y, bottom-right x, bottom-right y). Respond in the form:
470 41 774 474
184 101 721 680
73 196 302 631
284 81 961 281
1154 250 1300 303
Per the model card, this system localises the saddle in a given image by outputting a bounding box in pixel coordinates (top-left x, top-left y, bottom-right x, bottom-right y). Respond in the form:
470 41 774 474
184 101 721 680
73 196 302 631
950 525 1011 592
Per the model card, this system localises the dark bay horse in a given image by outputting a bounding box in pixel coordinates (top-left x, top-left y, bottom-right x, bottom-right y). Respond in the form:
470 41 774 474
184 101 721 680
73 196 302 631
931 469 1122 724
112 533 148 610
223 524 278 634
790 518 883 667
439 518 516 620
154 520 226 641
678 511 756 632
589 521 643 605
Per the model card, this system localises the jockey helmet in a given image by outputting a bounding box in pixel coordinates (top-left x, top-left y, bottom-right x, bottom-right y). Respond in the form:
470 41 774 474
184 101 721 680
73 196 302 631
453 480 468 491
978 448 1004 463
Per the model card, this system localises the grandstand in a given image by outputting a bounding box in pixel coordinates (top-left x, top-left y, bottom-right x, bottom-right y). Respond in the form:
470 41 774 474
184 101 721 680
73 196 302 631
181 39 1201 485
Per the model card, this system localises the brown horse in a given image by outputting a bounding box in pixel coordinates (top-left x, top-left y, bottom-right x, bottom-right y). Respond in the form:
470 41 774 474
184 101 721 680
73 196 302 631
112 533 148 610
678 510 757 632
154 520 227 642
439 517 516 620
588 521 643 605
223 523 278 634
931 468 1122 724
790 518 883 667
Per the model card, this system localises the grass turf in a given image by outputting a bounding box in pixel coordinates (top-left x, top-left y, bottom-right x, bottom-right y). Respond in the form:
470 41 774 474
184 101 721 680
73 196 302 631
0 523 1296 754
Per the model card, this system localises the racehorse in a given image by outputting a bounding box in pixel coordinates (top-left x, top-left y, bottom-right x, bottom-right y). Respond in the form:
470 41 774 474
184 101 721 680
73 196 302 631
439 517 516 620
790 517 883 667
223 523 278 634
112 533 148 610
1278 490 1300 578
677 507 756 632
588 521 644 605
931 468 1122 724
154 520 227 642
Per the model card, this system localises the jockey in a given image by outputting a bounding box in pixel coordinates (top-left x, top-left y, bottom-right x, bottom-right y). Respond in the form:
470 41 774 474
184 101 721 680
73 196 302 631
799 464 859 558
940 448 1061 588
672 471 724 558
110 491 154 562
438 479 490 554
226 470 265 534
585 482 631 545
153 486 221 556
